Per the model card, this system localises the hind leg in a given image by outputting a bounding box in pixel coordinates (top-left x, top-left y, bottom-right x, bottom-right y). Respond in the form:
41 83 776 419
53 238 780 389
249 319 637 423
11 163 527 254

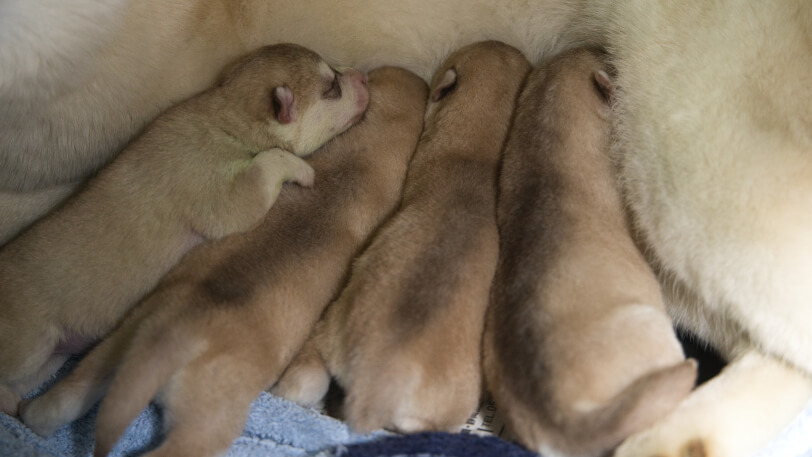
270 334 331 407
614 350 812 457
140 355 266 457
20 289 166 435
0 322 60 415
20 307 148 435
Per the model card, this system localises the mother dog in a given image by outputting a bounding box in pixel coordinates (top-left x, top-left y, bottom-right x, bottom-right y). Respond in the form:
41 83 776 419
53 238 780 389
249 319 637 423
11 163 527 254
2 1 811 456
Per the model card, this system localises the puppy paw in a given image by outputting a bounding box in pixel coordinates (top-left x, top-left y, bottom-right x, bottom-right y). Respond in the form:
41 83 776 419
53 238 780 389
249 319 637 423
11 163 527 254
615 436 713 457
18 397 64 436
0 385 20 416
253 148 314 187
271 359 330 407
290 159 315 187
343 360 476 434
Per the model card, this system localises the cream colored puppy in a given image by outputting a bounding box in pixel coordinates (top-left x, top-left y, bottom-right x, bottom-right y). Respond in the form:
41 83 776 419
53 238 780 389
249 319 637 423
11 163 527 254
273 41 531 434
0 0 579 244
484 48 696 457
0 43 370 416
19 67 427 457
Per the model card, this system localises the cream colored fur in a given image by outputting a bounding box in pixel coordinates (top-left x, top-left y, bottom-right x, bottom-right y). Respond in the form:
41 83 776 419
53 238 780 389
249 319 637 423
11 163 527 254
0 43 369 416
18 67 427 457
2 1 811 456
593 2 812 456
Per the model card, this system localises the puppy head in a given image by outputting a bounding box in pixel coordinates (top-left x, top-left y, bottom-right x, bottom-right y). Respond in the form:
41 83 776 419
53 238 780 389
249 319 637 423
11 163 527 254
218 43 369 156
424 40 531 126
533 48 614 123
363 66 429 125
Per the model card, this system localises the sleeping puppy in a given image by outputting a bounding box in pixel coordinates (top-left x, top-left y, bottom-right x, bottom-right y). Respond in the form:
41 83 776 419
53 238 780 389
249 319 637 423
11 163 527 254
483 48 696 457
273 41 531 433
0 0 579 244
0 43 370 416
19 66 428 457
5 2 812 456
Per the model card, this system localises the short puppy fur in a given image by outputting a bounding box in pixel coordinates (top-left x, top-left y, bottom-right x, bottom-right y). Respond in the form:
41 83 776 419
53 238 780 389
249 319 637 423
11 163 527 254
273 41 531 433
483 48 696 457
0 43 369 415
19 67 427 457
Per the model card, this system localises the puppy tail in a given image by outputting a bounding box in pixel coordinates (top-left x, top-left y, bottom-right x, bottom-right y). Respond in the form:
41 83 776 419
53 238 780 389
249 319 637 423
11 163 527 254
561 359 698 456
93 322 205 457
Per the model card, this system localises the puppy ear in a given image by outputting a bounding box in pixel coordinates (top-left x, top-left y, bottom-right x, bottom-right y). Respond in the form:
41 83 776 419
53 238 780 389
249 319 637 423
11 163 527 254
272 86 296 124
431 68 458 102
594 70 614 104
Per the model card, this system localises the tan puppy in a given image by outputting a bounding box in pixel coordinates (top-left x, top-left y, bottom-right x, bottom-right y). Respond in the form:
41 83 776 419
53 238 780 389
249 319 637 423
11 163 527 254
483 48 697 457
273 41 531 433
19 67 428 457
0 43 370 415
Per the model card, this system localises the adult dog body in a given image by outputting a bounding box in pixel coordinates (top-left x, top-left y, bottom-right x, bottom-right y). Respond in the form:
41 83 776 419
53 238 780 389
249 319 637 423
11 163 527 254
2 1 811 456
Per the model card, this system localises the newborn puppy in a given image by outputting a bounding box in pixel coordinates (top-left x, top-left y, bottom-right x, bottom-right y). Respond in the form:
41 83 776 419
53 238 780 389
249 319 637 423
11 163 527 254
483 48 696 457
20 67 427 457
273 41 531 433
0 43 369 415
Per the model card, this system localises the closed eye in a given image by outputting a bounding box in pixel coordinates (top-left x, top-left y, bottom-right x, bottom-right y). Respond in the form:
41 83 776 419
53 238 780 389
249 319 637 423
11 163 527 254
323 71 342 99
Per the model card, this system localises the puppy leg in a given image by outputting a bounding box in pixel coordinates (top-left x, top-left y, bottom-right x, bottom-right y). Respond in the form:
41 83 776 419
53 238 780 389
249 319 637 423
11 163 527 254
0 326 60 416
20 311 145 436
198 148 315 239
271 334 330 407
138 355 266 457
0 385 20 416
1 354 68 416
614 350 812 457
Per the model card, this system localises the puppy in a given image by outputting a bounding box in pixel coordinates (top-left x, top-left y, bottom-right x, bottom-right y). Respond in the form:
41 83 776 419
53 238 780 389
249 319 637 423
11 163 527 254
19 66 428 457
0 0 580 244
273 41 531 434
483 48 697 457
5 2 812 455
0 43 370 415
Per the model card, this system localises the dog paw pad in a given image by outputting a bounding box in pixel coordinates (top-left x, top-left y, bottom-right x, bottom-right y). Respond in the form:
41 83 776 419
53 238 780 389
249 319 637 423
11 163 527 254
681 439 707 457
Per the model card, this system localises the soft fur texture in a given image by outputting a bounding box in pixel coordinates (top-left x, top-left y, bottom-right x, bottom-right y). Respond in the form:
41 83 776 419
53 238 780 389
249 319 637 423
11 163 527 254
600 3 812 456
0 43 369 416
484 48 696 457
273 41 531 434
18 67 428 457
2 1 812 456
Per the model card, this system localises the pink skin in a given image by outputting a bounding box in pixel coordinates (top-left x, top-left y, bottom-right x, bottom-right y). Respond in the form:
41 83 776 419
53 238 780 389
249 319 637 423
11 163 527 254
345 70 370 129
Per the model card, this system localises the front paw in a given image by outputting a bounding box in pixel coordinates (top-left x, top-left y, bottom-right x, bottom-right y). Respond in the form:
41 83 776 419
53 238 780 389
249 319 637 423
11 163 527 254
291 159 315 187
252 148 314 188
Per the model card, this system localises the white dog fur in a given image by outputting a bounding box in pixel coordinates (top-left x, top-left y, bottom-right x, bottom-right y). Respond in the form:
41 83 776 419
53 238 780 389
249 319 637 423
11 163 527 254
1 1 811 456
